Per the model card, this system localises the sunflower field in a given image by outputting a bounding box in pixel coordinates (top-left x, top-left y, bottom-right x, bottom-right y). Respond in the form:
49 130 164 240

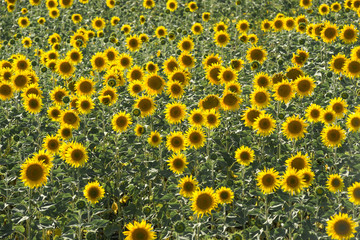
2 0 360 239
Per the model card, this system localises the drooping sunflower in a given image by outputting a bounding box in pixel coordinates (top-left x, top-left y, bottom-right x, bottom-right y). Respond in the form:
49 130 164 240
191 187 218 217
199 94 221 111
216 187 234 204
61 109 80 129
205 63 222 85
329 97 348 118
148 131 162 147
168 153 188 175
282 116 308 140
83 181 105 204
348 181 360 205
246 46 267 64
64 142 88 168
299 168 314 187
20 158 49 188
346 112 360 132
134 95 156 117
235 146 255 166
43 135 61 154
321 125 346 148
340 24 358 44
178 175 199 198
253 113 276 136
178 52 196 69
23 94 42 114
204 109 221 129
281 168 305 195
256 168 280 194
294 75 316 97
250 88 271 109
56 59 75 79
166 131 186 152
221 91 242 111
272 80 295 103
99 86 118 106
112 111 132 133
185 127 206 149
305 104 323 123
326 213 358 240
326 174 344 193
241 107 262 127
285 152 310 171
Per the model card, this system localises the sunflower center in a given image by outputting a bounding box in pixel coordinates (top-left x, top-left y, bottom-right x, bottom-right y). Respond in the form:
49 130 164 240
95 57 105 68
255 92 267 104
138 99 152 112
353 187 360 199
148 76 163 90
182 41 191 51
181 55 193 66
3 71 11 81
151 135 159 143
274 20 283 29
286 20 294 28
26 164 43 181
157 29 165 36
297 79 311 93
194 26 201 32
310 109 320 118
171 84 181 94
171 136 183 148
324 112 334 122
206 58 219 67
228 85 239 93
259 119 270 129
64 112 78 124
324 28 336 39
288 121 302 134
240 152 250 161
28 99 39 109
131 70 142 80
207 114 216 124
183 182 194 192
257 77 268 87
172 72 185 84
209 67 221 82
80 101 90 110
116 116 128 128
247 110 260 123
202 96 219 109
167 61 178 72
0 85 11 96
38 155 50 165
222 70 234 82
60 62 73 74
351 117 360 127
71 149 84 162
331 178 341 187
250 49 264 61
79 81 92 93
278 84 291 97
70 52 80 61
132 84 142 93
169 2 175 8
48 139 59 150
291 157 305 170
51 109 61 118
344 29 355 40
196 193 213 210
327 129 340 142
61 128 71 137
131 228 149 240
173 158 184 169
320 7 327 13
287 175 299 188
129 38 139 48
14 75 27 88
334 220 351 236
88 186 100 199
223 94 237 106
147 64 156 72
217 34 228 44
95 20 103 28
189 132 201 144
332 103 343 113
217 25 225 31
262 174 275 187
347 61 360 74
170 106 182 118
286 69 303 81
220 191 229 200
103 90 115 100
54 91 65 101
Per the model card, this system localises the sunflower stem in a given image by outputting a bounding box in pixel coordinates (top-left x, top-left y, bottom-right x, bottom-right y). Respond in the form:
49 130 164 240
26 188 32 240
333 147 337 173
196 215 200 240
288 197 293 240
78 209 82 240
265 194 270 240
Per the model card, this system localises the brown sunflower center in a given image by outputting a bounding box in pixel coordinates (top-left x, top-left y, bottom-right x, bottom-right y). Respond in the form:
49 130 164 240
189 132 201 144
247 110 260 123
217 34 228 44
181 41 192 51
80 101 90 110
138 99 152 112
262 174 275 187
332 103 343 113
54 91 65 101
151 135 159 143
26 164 43 181
274 20 283 29
223 94 237 106
250 49 264 61
148 76 163 90
240 152 250 161
353 187 360 199
286 69 303 81
173 158 184 169
291 157 305 170
0 85 11 96
63 112 78 124
181 55 193 67
79 81 92 94
255 92 267 104
297 79 311 93
116 116 127 128
48 139 59 150
287 175 300 188
71 149 84 162
171 84 181 95
38 155 50 165
14 75 28 88
172 72 186 84
220 191 229 200
327 129 341 142
344 29 355 40
60 62 72 74
167 61 178 72
207 114 217 124
88 186 100 199
131 70 142 80
334 220 351 236
171 136 183 148
347 61 360 74
324 27 337 39
183 182 194 192
331 178 341 187
278 84 291 97
132 84 142 93
70 52 80 61
209 67 221 82
170 106 182 118
310 109 320 118
129 38 139 48
94 57 105 68
222 70 234 82
288 121 302 134
259 119 270 129
196 193 213 210
351 117 360 127
28 99 39 109
95 20 103 28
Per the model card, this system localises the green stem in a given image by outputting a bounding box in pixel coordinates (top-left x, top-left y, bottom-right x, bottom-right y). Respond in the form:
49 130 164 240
26 188 32 240
265 195 269 240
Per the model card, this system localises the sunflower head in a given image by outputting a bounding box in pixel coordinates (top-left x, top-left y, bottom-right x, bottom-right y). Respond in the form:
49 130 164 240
83 181 105 204
191 187 218 217
326 213 358 240
235 146 255 166
256 168 280 194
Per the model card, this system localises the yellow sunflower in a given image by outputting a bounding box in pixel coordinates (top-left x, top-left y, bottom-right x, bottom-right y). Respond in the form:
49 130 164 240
205 63 222 85
155 26 167 38
165 102 187 124
20 158 49 188
346 112 360 132
166 131 186 152
112 111 132 132
83 181 105 204
61 109 80 129
272 80 295 103
305 104 323 123
126 35 142 52
178 175 199 198
204 109 221 129
168 153 188 175
91 52 107 72
281 168 305 195
134 95 156 117
92 17 106 31
216 187 234 204
321 125 346 148
0 82 14 100
75 77 95 96
285 152 310 171
64 142 88 168
344 59 360 78
256 168 280 194
191 187 218 217
178 52 196 69
340 24 358 44
148 131 162 147
220 91 242 111
253 113 276 136
178 36 194 52
99 86 118 106
250 87 271 109
47 106 62 121
188 108 205 127
348 181 360 205
326 174 344 193
241 107 262 127
144 73 165 96
77 96 94 115
162 56 180 76
282 116 308 140
143 0 155 9
185 127 206 149
43 135 61 154
294 75 316 97
329 97 347 118
166 80 184 99
124 220 156 240
58 126 73 140
246 46 267 64
23 94 42 114
321 22 338 43
214 31 230 47
299 168 314 187
203 54 222 69
326 213 358 240
235 146 255 166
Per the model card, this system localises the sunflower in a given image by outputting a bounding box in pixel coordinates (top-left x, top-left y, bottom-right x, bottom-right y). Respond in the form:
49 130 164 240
143 0 155 9
145 61 159 74
191 187 218 217
66 49 83 65
340 25 358 44
134 95 156 117
348 182 360 205
166 131 186 152
305 104 323 123
253 72 271 89
205 63 222 85
292 49 309 67
169 68 190 86
0 82 14 100
281 168 305 195
213 21 228 32
33 150 54 170
321 125 346 148
92 17 106 31
331 2 341 12
127 65 144 82
91 52 107 72
321 22 338 43
188 108 205 127
191 22 203 35
300 0 312 9
346 112 360 132
20 158 49 188
112 111 132 133
326 213 358 240
220 91 242 111
75 77 95 96
272 80 295 103
178 175 199 198
344 59 360 78
47 106 62 121
166 80 184 99
213 31 230 47
77 96 94 115
202 12 211 22
246 46 267 64
256 168 280 194
22 37 32 48
329 53 347 74
219 66 238 84
59 0 73 8
319 4 330 15
285 66 304 81
64 142 88 168
123 220 156 240
188 1 197 11
165 102 187 124
250 88 270 109
225 81 242 95
106 0 115 8
128 81 143 97
110 16 120 26
143 73 165 96
185 127 206 149
155 26 167 38
272 18 284 32
58 126 73 140
203 54 222 69
285 152 310 171
294 75 316 97
23 94 42 114
126 35 142 52
329 97 347 118
13 56 31 72
321 108 337 125
18 17 30 28
99 86 118 106
166 0 177 11
299 168 314 187
235 146 255 166
282 116 308 140
229 59 244 72
178 36 194 52
241 107 262 127
236 19 249 33
162 56 179 76
71 14 82 24
0 67 13 82
178 52 196 69
43 135 61 154
50 86 67 106
326 174 344 193
253 113 276 136
61 109 80 129
148 131 162 147
216 187 234 204
56 59 75 79
134 124 145 137
83 181 105 204
29 0 41 6
49 8 60 19
260 19 271 32
168 153 188 175
204 109 221 129
117 53 133 70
